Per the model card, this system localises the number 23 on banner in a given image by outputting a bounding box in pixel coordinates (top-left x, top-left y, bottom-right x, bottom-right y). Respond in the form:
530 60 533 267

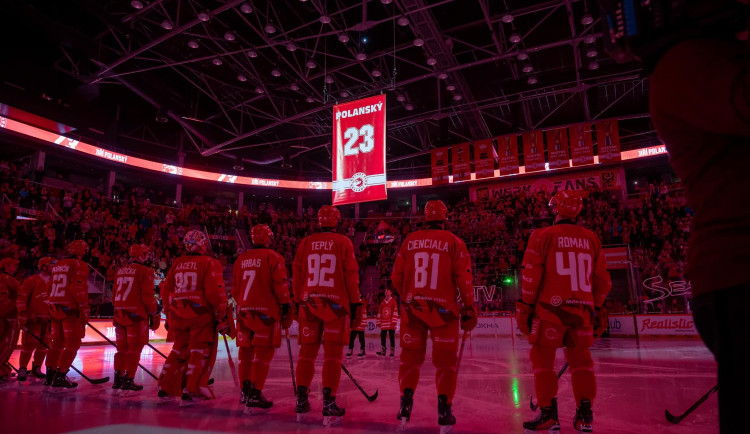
343 124 374 156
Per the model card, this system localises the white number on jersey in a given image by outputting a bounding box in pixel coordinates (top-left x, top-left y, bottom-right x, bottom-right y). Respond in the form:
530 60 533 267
307 253 336 288
413 252 440 290
114 276 135 302
174 271 198 293
343 124 375 156
50 274 68 298
242 270 257 302
555 252 593 292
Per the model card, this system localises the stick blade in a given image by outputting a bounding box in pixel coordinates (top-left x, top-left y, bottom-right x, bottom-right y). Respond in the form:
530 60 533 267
89 376 110 385
367 389 379 402
665 409 681 424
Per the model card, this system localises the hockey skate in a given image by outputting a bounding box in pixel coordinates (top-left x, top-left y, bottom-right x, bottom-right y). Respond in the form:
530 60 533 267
322 387 345 426
180 388 196 407
31 365 46 380
397 388 414 430
244 387 273 415
119 377 143 396
573 399 593 432
111 370 123 396
437 394 456 434
43 368 56 393
17 367 28 383
240 380 252 404
523 397 560 432
346 348 353 358
51 370 78 392
295 385 311 423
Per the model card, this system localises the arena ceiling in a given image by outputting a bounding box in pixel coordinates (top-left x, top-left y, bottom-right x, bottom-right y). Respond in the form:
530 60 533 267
0 0 654 179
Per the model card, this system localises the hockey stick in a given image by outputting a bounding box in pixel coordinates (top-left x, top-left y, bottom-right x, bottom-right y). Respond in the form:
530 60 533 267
530 362 569 411
24 328 110 384
146 342 168 359
85 322 158 381
665 384 718 424
285 329 297 395
456 330 469 373
6 361 18 374
222 335 239 387
342 364 378 402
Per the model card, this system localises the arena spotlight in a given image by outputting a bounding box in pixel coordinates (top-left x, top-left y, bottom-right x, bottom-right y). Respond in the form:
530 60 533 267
237 74 247 82
338 33 350 43
271 68 281 77
320 15 331 24
527 76 538 85
445 84 456 91
581 13 594 26
255 87 265 94
155 108 169 123
187 39 199 49
522 64 534 73
224 31 236 41
372 69 382 77
396 94 406 102
290 83 300 91
586 48 598 58
426 57 437 66
437 72 448 80
584 35 596 44
306 96 315 103
131 1 144 9
325 75 334 84
517 52 529 61
381 0 393 4
397 16 409 26
265 22 277 34
286 42 297 52
240 2 253 14
197 11 210 22
405 103 414 111
355 52 367 61
453 94 463 101
340 91 349 98
212 57 223 66
509 33 521 44
588 61 600 70
161 20 173 30
413 38 424 47
501 14 514 23
247 47 258 58
306 59 316 69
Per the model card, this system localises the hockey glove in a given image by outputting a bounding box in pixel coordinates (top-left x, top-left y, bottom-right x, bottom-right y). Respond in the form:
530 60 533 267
216 316 231 336
460 306 478 331
149 314 161 331
280 303 293 330
516 301 534 335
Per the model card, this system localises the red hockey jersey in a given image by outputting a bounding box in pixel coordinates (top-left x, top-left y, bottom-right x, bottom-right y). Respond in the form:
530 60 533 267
391 229 474 325
521 223 611 320
293 231 360 319
113 262 157 321
18 274 50 319
232 247 290 320
48 258 89 318
161 255 226 320
0 273 20 318
377 296 399 330
352 301 368 332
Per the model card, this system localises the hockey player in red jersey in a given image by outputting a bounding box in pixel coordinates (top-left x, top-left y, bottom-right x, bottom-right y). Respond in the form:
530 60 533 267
346 299 367 358
391 200 477 433
293 205 361 425
111 244 158 395
232 224 292 412
517 190 612 432
376 288 398 357
0 257 21 383
158 231 228 403
16 257 55 382
45 240 90 389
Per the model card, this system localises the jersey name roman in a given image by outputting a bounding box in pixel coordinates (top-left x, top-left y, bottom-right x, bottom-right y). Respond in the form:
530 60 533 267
241 258 262 268
407 239 449 252
557 236 590 250
311 241 334 251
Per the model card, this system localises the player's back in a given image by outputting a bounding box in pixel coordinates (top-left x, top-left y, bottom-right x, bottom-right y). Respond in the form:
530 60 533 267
49 258 88 308
0 273 19 317
164 255 225 318
113 263 155 316
19 274 50 317
233 248 289 319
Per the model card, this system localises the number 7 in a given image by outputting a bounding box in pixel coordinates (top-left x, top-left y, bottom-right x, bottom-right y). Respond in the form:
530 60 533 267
242 270 257 301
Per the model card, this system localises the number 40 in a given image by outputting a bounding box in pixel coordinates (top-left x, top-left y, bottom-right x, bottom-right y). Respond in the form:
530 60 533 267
343 124 375 156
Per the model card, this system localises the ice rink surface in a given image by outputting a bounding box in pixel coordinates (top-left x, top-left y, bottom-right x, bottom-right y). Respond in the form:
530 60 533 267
1 336 717 433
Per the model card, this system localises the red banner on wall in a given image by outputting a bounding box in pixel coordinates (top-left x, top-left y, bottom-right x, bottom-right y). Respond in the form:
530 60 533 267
431 147 450 185
452 142 472 182
523 131 545 173
332 95 387 205
569 123 595 166
473 139 496 179
498 135 519 176
546 128 570 169
596 119 621 163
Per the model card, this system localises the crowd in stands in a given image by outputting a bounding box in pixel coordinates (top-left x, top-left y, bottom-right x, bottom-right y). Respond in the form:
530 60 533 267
1 157 692 316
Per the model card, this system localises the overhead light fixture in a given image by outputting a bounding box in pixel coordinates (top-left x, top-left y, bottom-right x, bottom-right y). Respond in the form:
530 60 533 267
426 57 437 66
405 103 414 111
397 16 409 26
413 38 424 47
319 15 331 24
446 84 456 91
325 75 334 84
355 52 367 61
255 87 265 94
372 69 382 77
290 83 300 91
453 94 463 101
381 0 393 4
305 96 315 103
588 61 600 70
247 47 258 58
501 14 514 23
271 68 281 77
396 94 406 102
237 74 247 82
240 2 253 14
284 42 295 52
522 64 534 73
340 91 349 97
198 11 210 22
338 33 350 43
509 33 521 43
265 22 277 34
131 1 144 9
581 13 594 26
586 48 598 58
517 52 529 61
212 57 223 66
437 72 448 80
187 39 199 49
161 20 173 30
305 59 316 68
584 35 596 44
155 108 169 123
224 31 235 41
527 76 538 85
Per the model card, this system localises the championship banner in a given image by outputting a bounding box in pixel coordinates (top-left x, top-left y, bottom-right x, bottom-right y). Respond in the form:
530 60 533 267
498 135 519 176
570 123 594 166
431 147 450 185
546 128 570 169
332 95 387 205
473 139 496 179
596 119 621 163
452 142 472 182
522 131 545 173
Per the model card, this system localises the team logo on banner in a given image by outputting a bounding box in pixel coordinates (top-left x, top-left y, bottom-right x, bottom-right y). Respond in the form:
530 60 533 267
332 95 387 205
